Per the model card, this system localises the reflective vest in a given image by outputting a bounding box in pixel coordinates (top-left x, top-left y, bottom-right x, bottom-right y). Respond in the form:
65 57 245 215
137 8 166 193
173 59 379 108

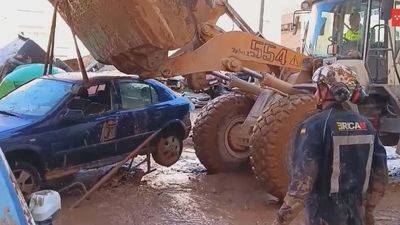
344 29 361 42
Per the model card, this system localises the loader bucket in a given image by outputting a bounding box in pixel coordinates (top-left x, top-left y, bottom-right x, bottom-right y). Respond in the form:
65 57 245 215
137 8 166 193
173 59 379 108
51 0 215 76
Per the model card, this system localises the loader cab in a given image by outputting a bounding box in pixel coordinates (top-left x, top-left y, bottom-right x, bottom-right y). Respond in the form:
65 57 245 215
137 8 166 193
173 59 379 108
302 0 400 86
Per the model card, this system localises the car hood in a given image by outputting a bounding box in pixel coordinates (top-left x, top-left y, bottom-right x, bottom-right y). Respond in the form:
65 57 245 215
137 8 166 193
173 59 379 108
0 114 33 133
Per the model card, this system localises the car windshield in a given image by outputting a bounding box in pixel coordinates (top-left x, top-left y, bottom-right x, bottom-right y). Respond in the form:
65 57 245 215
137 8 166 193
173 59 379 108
304 0 368 58
0 79 72 117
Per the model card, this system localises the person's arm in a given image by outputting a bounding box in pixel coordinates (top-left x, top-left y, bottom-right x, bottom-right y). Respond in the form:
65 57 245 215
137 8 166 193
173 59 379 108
273 124 321 225
365 135 388 225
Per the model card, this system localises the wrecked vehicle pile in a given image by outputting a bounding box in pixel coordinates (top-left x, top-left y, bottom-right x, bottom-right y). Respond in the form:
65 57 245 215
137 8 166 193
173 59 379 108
0 71 191 197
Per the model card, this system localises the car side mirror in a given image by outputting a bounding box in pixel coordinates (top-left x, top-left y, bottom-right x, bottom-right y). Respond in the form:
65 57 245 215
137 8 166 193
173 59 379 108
29 190 61 224
61 109 84 123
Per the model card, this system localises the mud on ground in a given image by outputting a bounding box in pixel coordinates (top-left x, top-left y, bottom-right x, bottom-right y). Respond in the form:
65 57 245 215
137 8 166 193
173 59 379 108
54 111 400 225
53 139 400 225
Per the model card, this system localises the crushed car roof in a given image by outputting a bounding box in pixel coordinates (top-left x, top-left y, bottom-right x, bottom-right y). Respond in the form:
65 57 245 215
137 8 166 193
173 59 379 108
43 71 140 83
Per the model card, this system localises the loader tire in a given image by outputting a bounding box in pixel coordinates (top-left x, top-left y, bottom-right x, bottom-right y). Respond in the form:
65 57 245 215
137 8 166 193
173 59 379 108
250 94 317 200
193 93 254 173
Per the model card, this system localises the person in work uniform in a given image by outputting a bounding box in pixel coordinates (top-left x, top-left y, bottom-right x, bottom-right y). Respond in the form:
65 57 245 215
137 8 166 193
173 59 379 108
343 12 362 58
272 63 389 225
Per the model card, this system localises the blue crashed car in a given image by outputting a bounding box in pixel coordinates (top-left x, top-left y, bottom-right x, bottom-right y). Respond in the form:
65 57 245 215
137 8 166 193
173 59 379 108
0 72 192 195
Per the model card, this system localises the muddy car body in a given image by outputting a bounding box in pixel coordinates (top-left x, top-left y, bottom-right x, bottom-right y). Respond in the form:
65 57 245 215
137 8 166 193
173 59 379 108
0 72 192 195
0 148 61 225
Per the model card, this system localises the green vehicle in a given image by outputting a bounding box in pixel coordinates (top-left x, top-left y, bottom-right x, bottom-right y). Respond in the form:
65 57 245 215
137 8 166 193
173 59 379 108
0 63 65 98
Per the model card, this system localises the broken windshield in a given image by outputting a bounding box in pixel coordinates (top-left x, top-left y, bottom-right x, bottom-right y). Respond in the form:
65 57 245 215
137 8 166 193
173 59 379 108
0 79 72 117
305 0 368 58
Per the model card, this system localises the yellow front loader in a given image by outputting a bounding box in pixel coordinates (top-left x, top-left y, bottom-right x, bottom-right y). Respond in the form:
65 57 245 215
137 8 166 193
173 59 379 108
51 0 327 200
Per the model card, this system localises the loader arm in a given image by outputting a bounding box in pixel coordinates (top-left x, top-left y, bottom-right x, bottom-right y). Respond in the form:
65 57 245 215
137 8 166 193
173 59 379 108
159 31 307 76
50 0 311 91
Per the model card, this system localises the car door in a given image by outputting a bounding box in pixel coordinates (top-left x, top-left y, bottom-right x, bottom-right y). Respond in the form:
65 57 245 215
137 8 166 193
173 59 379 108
115 79 163 155
50 111 96 167
79 80 120 163
52 81 120 167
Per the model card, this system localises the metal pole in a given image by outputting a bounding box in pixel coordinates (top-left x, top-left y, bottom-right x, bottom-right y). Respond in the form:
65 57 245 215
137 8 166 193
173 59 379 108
70 129 162 209
259 0 265 33
223 1 256 34
43 1 59 75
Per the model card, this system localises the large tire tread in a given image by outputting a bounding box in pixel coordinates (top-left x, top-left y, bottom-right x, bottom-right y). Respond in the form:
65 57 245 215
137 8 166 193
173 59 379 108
193 93 254 173
250 94 316 199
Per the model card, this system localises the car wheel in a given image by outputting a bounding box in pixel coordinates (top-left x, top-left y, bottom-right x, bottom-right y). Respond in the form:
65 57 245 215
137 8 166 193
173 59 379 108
152 133 183 167
11 161 41 197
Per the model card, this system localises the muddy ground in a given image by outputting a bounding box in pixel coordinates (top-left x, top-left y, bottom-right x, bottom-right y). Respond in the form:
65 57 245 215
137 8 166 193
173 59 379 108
54 111 400 225
54 142 400 225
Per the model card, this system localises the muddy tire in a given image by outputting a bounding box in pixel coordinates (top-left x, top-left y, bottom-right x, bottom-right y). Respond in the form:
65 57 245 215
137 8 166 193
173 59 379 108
250 94 316 200
193 93 254 173
152 133 183 167
379 134 399 146
11 161 41 197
